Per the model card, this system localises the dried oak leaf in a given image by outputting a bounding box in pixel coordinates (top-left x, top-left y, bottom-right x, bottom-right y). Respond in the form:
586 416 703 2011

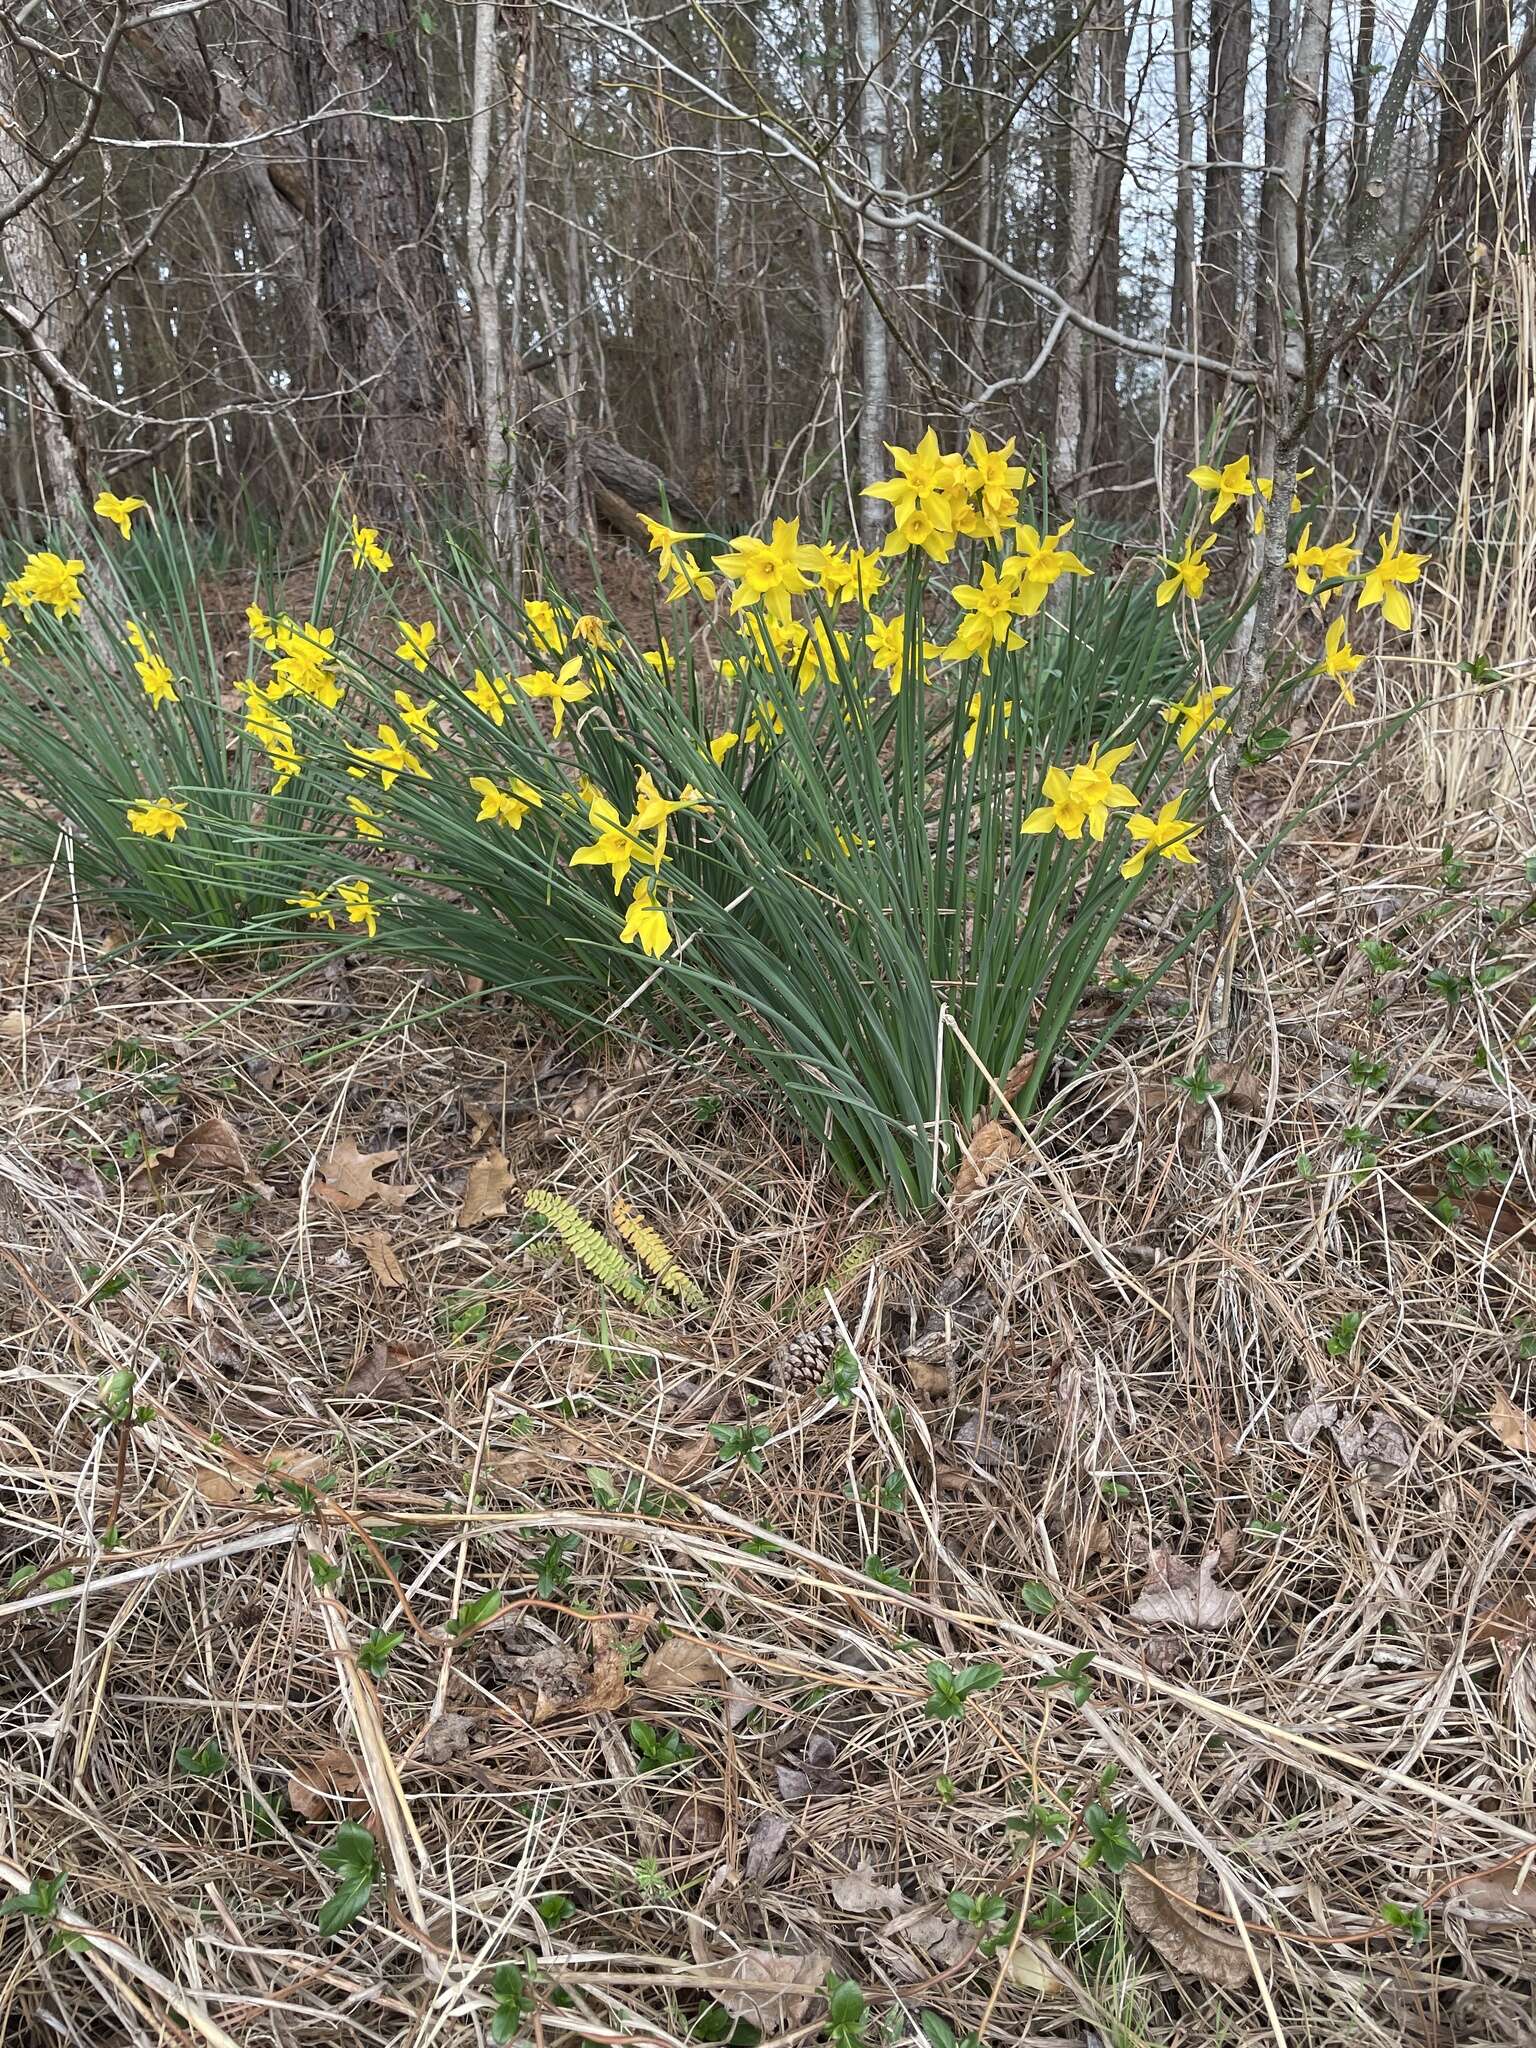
1442 1871 1536 1930
360 1227 407 1290
1128 1549 1243 1634
831 1864 907 1914
1285 1398 1411 1475
346 1337 429 1400
641 1635 723 1695
458 1147 515 1228
285 1744 362 1820
1489 1388 1536 1455
511 1641 628 1724
742 1813 793 1882
313 1138 419 1214
709 1949 827 2035
1121 1853 1254 1988
954 1118 1023 1200
153 1116 270 1193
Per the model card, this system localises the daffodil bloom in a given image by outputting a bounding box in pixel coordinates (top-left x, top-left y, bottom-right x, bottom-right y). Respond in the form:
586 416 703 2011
744 698 784 743
1121 797 1201 878
962 689 1013 759
1155 533 1216 606
244 692 302 792
572 613 614 648
1252 466 1313 533
880 502 955 562
0 620 11 667
865 612 935 694
524 597 566 653
337 878 378 937
94 490 146 539
570 794 648 892
124 621 178 708
643 646 678 678
463 669 514 725
125 796 187 840
289 890 336 928
963 430 1032 526
349 522 392 573
663 552 718 603
1287 525 1359 599
632 769 707 862
1021 742 1137 841
1320 616 1365 705
392 688 441 750
620 876 672 958
638 514 707 581
1005 522 1092 616
470 774 542 829
949 560 1028 646
518 655 591 736
861 429 957 528
269 621 343 709
1162 687 1233 753
395 619 436 671
348 795 383 839
709 730 740 764
3 551 85 617
942 608 1024 672
714 516 822 627
1357 514 1428 631
1188 453 1254 524
816 546 886 607
349 724 430 789
247 603 281 651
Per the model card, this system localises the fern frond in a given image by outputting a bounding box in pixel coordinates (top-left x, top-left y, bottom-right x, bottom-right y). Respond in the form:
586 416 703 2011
524 1190 654 1310
610 1195 707 1309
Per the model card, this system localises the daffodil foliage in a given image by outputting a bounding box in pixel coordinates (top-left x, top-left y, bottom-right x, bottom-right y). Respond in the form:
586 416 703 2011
0 451 1428 1206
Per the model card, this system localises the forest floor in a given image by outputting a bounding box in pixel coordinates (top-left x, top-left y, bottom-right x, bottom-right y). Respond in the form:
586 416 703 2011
4 745 1536 2048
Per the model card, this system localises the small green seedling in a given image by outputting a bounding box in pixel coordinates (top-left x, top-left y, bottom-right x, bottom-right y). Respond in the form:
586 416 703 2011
317 1822 382 1937
922 1659 1004 1721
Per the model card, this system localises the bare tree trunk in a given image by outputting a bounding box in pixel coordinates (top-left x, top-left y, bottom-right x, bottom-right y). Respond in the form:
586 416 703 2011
1167 0 1199 470
853 0 891 539
0 32 88 526
1053 18 1099 493
1344 0 1377 239
1198 0 1252 433
466 0 514 548
1091 0 1131 485
285 0 468 517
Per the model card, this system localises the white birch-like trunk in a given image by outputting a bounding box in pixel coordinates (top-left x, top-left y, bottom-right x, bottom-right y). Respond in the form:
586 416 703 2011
854 0 891 542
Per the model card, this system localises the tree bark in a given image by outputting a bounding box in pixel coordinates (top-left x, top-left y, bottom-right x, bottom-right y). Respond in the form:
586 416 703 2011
1053 17 1099 493
285 0 468 517
853 0 891 540
1198 0 1252 432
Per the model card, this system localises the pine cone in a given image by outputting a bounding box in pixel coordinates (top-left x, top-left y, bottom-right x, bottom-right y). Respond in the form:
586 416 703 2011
773 1320 839 1392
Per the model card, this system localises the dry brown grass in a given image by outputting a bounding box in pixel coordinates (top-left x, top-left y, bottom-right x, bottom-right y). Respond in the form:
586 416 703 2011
3 765 1536 2048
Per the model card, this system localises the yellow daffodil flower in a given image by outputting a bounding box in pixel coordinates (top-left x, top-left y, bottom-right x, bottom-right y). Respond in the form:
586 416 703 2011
464 669 514 724
1022 742 1137 841
572 613 614 648
632 769 707 862
289 891 336 928
963 689 1014 759
94 490 146 539
349 724 430 789
1188 453 1254 524
0 619 11 666
1155 533 1216 606
247 603 281 651
1121 796 1201 878
244 691 302 792
1005 521 1092 616
1287 525 1360 599
518 655 591 736
861 429 956 527
349 521 392 573
392 688 441 751
620 876 672 958
1357 515 1428 631
524 597 566 654
713 516 822 626
1320 616 1365 705
663 551 718 603
709 731 739 764
639 515 707 581
337 878 378 936
570 793 649 892
470 774 542 829
347 795 383 839
3 551 85 617
125 796 187 840
395 620 436 671
880 502 956 562
1162 687 1232 753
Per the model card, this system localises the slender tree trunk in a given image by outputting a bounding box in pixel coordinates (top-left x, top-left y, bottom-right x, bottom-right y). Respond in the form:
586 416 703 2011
1091 0 1131 484
1053 18 1099 493
0 33 89 526
853 0 891 539
1344 0 1377 240
1198 0 1253 432
1167 0 1199 469
285 0 468 517
466 0 514 547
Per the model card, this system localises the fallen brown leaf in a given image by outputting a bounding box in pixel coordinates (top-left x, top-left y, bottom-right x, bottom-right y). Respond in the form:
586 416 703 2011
1286 1398 1411 1476
641 1635 723 1695
831 1864 907 1914
1489 1388 1536 1454
510 1640 629 1723
709 1948 826 2034
458 1146 515 1227
742 1813 793 1882
1121 1854 1254 1987
194 1444 326 1504
346 1337 429 1400
152 1115 269 1193
314 1137 419 1213
953 1118 1023 1200
360 1227 407 1290
1128 1548 1243 1634
285 1744 362 1820
1442 1870 1536 1929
